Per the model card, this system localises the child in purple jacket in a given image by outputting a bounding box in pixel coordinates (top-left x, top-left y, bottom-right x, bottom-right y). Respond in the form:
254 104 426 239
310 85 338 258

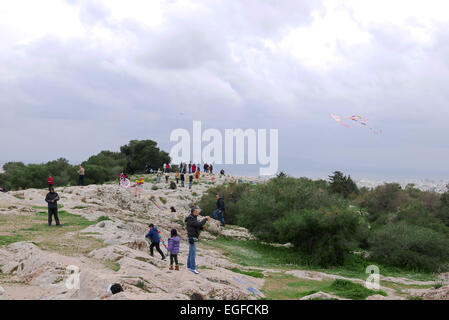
168 229 180 271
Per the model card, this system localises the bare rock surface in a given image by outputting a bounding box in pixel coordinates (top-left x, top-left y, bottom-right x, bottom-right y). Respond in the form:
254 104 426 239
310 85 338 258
0 174 263 300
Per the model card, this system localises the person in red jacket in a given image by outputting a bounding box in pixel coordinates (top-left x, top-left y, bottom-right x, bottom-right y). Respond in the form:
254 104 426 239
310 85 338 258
47 175 54 189
192 163 196 174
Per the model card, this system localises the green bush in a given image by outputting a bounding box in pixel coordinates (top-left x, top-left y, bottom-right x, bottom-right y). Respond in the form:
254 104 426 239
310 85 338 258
328 171 359 199
355 183 410 222
235 176 348 243
274 207 368 266
198 182 253 225
368 221 449 272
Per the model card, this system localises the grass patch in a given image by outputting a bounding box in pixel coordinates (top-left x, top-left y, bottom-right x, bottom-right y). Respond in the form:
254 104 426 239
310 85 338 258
229 267 264 278
135 257 150 263
96 216 111 222
104 260 121 272
327 279 387 300
198 266 213 270
263 274 385 300
380 280 434 294
73 206 88 210
0 211 105 255
159 197 167 205
0 234 27 246
133 279 153 293
203 237 436 282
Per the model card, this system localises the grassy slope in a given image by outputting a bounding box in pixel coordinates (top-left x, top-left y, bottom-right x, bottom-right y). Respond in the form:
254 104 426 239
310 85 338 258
202 236 437 299
0 210 106 256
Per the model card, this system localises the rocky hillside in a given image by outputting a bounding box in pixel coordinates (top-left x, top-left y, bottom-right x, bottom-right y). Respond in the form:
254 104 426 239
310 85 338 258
0 173 263 300
1 173 449 300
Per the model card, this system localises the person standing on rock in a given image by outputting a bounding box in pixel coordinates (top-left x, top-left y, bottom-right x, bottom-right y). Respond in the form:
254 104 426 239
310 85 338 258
185 207 210 274
45 187 61 226
213 194 225 227
168 229 180 271
78 165 85 186
180 172 185 187
157 169 162 183
189 174 193 189
47 174 54 189
146 224 166 260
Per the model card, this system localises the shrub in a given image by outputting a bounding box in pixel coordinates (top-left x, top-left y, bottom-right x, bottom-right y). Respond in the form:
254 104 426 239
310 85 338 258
368 221 449 272
328 171 359 199
198 182 253 225
355 183 411 222
274 206 368 266
235 176 348 242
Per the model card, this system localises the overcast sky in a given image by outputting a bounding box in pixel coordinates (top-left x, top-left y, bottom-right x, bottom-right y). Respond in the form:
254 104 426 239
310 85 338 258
1 0 449 180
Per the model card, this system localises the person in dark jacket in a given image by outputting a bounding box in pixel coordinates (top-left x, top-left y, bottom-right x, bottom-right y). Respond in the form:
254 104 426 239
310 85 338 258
145 224 166 260
45 187 61 226
189 174 193 189
167 229 180 271
185 207 209 274
213 194 225 227
180 173 185 187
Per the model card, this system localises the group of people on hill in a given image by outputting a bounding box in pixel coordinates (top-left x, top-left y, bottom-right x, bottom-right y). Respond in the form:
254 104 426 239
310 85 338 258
156 161 223 189
144 194 226 274
40 159 227 277
46 166 85 190
146 206 212 274
43 166 85 227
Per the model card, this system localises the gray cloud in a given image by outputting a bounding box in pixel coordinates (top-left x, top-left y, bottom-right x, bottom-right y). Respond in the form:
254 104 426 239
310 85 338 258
1 0 449 179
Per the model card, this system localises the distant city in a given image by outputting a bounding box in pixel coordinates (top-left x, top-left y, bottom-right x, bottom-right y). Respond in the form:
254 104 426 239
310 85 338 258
1 162 448 193
356 179 449 193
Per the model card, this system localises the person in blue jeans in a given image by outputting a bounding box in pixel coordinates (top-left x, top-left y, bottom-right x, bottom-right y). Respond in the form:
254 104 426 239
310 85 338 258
185 207 209 274
180 173 185 187
213 194 225 227
145 224 166 260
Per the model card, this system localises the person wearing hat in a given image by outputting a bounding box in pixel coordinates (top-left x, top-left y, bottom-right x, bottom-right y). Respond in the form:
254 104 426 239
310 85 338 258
184 207 210 274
